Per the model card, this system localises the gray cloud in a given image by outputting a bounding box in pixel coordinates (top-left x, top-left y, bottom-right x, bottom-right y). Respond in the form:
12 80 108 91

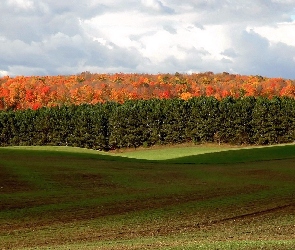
221 48 238 58
163 25 177 34
170 0 295 24
228 29 295 78
0 0 295 78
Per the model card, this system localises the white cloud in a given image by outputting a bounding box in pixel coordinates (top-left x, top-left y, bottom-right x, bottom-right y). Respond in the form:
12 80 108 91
5 66 48 76
82 11 147 49
141 0 174 13
141 0 163 10
81 11 230 64
251 21 295 46
7 0 34 10
0 70 9 77
1 0 295 78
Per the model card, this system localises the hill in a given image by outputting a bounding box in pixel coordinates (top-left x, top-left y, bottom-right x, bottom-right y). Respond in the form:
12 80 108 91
1 144 295 249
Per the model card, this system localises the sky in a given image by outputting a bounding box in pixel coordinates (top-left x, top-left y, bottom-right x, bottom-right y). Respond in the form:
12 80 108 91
0 0 295 79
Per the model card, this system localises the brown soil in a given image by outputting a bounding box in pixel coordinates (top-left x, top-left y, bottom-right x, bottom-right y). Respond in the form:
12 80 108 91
2 203 295 249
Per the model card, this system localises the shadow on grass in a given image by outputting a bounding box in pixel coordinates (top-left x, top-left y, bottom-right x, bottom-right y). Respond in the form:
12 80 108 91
1 144 295 165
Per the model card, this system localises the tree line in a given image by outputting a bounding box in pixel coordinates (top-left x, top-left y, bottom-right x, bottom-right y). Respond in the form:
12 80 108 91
0 97 294 150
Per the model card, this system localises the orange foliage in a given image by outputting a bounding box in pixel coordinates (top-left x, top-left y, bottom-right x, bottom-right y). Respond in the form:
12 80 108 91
180 92 193 100
0 72 294 111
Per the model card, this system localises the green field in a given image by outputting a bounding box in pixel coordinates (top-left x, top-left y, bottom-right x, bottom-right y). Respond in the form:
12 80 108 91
1 144 295 249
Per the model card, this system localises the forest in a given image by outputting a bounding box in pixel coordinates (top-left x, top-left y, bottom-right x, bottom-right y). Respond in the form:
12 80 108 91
0 72 294 111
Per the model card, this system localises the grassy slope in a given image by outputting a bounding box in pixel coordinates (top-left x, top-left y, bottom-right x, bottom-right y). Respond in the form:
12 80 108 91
0 144 295 249
7 142 295 161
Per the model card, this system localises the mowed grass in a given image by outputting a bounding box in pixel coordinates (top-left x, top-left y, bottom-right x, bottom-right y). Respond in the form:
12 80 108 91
0 144 295 249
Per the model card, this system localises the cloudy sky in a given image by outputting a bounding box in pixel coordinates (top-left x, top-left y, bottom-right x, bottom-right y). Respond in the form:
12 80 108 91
1 0 295 78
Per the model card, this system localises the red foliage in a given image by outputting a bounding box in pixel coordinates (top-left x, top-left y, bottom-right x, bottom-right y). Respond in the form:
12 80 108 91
205 86 214 96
